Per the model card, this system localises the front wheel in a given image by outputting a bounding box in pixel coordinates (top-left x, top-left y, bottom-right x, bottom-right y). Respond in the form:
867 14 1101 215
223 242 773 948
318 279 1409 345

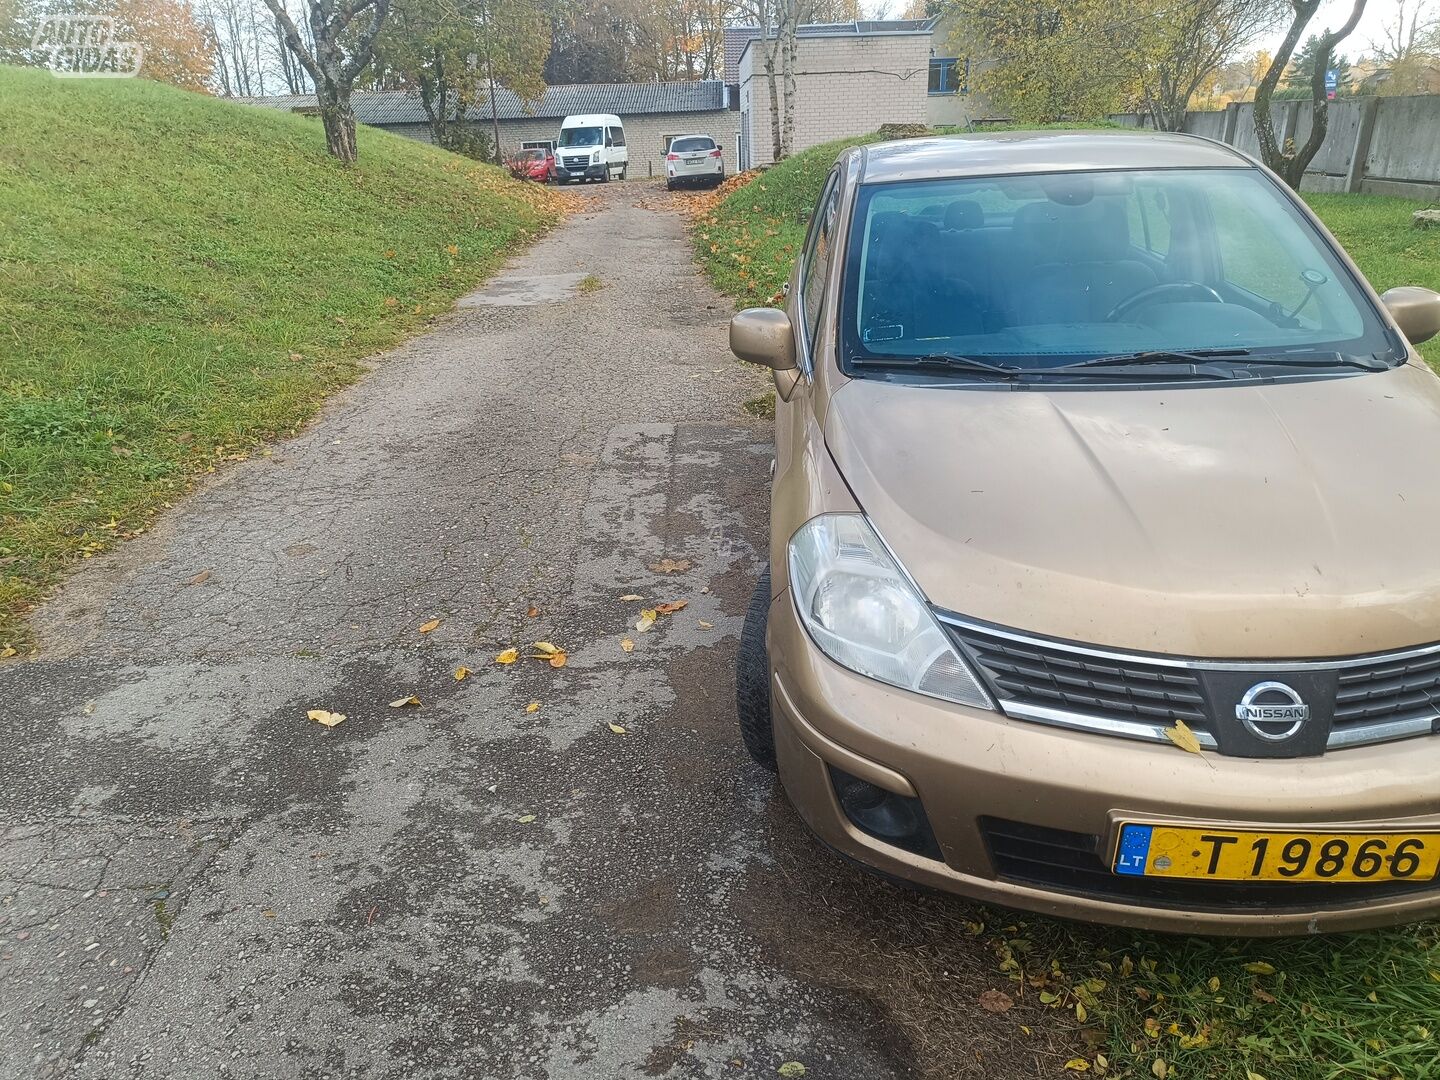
736 567 776 771
619 165 627 181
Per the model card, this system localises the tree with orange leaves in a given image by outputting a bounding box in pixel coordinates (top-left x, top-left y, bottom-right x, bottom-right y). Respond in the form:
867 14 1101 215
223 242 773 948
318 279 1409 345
75 0 217 91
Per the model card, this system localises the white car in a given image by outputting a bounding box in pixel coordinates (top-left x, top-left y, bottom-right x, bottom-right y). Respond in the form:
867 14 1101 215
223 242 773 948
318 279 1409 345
665 135 724 190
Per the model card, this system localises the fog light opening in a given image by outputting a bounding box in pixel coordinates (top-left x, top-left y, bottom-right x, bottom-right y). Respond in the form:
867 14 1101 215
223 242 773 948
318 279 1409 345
828 766 942 860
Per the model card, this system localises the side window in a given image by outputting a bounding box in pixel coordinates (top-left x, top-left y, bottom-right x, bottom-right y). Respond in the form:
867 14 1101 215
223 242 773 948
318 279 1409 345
611 127 626 147
801 171 841 349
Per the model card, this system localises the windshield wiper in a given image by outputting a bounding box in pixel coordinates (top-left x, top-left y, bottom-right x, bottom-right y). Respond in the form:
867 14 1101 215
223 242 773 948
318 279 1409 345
1231 350 1390 372
854 351 1237 381
853 353 1028 379
1058 348 1252 370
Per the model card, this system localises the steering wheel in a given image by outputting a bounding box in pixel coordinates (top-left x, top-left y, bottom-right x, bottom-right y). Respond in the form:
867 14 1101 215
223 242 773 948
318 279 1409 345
1106 281 1225 322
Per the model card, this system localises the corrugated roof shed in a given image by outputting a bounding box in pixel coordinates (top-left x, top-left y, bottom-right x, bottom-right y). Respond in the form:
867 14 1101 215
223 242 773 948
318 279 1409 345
236 80 725 126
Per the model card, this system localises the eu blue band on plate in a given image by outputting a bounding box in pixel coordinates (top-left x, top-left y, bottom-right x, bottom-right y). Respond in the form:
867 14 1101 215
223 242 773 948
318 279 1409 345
1114 823 1153 876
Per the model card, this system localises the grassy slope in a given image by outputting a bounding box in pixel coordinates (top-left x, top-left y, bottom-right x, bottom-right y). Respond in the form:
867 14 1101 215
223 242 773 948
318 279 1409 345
0 66 563 645
694 138 1440 1080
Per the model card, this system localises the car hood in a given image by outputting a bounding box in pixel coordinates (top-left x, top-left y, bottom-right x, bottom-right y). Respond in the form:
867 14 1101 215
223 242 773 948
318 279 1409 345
825 363 1440 658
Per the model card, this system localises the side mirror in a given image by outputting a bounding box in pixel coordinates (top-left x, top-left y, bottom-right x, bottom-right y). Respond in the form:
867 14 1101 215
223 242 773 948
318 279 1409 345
1382 286 1440 345
730 307 796 370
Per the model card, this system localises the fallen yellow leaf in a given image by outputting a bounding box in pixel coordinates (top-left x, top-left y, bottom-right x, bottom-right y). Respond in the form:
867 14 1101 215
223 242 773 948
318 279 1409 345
649 558 692 574
517 814 536 823
777 1064 806 1079
655 600 688 615
418 618 441 634
388 695 421 708
549 651 567 668
1075 1001 1087 1023
1063 1061 1090 1073
0 646 16 659
1163 718 1204 754
636 610 657 632
454 666 471 681
526 605 539 618
495 648 519 665
697 620 714 629
1244 961 1276 976
526 701 541 713
307 709 346 728
1152 1059 1168 1080
608 723 627 734
532 641 560 655
619 594 644 601
620 637 635 652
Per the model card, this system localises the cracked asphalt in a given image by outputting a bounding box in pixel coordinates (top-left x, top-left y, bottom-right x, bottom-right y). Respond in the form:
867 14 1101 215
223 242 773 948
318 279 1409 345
2 183 1049 1080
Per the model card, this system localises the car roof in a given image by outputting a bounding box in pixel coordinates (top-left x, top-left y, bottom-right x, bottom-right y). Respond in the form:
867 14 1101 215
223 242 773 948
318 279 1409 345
857 130 1253 184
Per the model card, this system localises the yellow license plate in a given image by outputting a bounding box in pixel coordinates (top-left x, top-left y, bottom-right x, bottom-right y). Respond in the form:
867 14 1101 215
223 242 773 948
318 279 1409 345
1114 823 1440 883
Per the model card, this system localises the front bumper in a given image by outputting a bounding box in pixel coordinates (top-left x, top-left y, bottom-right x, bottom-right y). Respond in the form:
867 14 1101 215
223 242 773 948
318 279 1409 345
554 163 605 181
768 589 1440 935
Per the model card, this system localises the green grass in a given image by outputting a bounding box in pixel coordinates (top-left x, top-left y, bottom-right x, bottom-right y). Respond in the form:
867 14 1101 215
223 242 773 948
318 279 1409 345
693 133 1440 1079
0 66 563 645
1305 192 1440 367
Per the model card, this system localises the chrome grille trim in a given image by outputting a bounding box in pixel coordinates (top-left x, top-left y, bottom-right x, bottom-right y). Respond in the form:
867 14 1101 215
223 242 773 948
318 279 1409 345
1003 700 1221 749
935 612 1440 672
937 611 1440 751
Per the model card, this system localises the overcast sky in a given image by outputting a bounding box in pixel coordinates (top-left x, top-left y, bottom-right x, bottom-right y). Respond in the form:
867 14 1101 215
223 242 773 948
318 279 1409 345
1277 0 1409 59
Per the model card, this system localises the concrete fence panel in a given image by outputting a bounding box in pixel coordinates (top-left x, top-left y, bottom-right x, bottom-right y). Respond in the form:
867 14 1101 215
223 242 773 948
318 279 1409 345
1107 95 1440 198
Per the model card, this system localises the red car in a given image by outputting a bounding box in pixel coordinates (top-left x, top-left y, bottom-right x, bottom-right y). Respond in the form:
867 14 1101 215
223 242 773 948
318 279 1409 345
508 147 554 183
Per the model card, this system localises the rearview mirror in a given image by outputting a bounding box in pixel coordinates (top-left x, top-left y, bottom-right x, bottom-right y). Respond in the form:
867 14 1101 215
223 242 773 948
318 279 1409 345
730 307 796 370
1381 286 1440 345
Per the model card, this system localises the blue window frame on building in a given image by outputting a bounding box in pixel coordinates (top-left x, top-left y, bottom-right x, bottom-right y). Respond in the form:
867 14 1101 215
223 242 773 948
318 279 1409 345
928 57 968 95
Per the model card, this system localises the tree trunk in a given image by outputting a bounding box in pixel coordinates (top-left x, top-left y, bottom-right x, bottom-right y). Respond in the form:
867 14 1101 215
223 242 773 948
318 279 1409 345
320 89 358 162
1283 0 1368 185
763 46 782 162
780 22 796 157
1253 0 1320 184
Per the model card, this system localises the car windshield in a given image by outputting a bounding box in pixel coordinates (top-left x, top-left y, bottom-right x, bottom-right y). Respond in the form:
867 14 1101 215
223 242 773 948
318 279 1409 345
844 167 1393 377
671 137 714 153
559 126 603 147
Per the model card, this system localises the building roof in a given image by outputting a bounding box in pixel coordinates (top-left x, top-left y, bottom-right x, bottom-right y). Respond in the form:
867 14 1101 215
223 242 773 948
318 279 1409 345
856 130 1251 185
235 80 725 126
723 19 936 83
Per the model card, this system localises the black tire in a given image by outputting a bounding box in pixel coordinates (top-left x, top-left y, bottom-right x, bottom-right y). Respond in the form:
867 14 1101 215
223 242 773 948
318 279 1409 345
665 179 675 191
736 566 776 771
620 165 627 180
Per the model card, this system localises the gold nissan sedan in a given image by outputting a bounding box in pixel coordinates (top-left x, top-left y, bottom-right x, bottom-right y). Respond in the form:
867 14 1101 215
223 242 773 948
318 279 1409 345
730 131 1440 936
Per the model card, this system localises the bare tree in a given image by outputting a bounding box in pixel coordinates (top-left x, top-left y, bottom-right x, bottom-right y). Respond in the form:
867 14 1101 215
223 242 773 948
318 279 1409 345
1139 0 1284 130
1252 0 1366 188
1370 0 1440 92
262 0 391 161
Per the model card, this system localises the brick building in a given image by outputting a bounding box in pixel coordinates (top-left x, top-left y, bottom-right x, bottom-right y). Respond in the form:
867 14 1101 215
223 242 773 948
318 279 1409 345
722 18 993 169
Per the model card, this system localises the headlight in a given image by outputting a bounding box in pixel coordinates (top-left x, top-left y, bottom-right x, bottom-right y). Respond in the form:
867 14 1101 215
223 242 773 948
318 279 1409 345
788 514 992 709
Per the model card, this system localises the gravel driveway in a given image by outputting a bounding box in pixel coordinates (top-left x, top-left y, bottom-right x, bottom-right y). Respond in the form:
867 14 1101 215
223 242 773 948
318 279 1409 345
1 183 1051 1080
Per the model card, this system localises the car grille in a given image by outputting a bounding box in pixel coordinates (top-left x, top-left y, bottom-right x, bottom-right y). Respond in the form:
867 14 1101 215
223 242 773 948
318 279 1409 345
950 624 1208 728
561 155 590 170
981 817 1440 910
1334 650 1440 728
942 614 1440 752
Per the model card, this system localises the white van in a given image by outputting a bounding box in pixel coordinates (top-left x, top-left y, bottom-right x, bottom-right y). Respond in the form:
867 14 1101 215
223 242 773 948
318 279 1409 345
554 114 628 183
